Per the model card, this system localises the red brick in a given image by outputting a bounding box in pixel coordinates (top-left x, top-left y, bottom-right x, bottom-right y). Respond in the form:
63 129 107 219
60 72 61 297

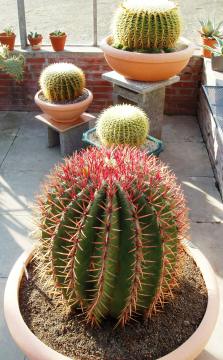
26 58 46 64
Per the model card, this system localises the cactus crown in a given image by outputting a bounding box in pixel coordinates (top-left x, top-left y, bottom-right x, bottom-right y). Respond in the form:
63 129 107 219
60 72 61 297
39 62 85 103
112 0 181 50
96 104 149 147
36 146 189 327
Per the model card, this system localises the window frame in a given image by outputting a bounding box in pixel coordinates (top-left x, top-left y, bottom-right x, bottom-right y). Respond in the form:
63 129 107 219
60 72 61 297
17 0 98 48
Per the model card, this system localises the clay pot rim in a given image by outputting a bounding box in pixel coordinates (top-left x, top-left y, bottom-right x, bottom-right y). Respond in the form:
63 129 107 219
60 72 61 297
28 34 43 40
49 33 67 38
100 36 194 63
4 242 219 360
0 32 16 37
35 89 93 110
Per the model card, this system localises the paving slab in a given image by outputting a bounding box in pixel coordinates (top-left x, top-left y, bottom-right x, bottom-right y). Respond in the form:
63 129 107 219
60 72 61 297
1 135 61 172
0 212 34 277
0 170 48 213
0 132 17 166
160 141 213 177
190 223 223 276
0 111 30 132
180 177 223 223
163 115 203 143
0 279 24 360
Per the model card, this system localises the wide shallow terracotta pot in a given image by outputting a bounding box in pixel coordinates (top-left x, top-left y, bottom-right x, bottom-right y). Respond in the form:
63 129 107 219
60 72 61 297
4 243 219 360
100 36 194 82
49 34 67 51
0 32 16 50
202 37 217 59
28 35 43 51
34 89 93 124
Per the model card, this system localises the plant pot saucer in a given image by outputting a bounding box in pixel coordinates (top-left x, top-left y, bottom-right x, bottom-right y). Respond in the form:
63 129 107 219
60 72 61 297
4 242 219 360
34 89 93 125
100 36 194 82
82 127 164 156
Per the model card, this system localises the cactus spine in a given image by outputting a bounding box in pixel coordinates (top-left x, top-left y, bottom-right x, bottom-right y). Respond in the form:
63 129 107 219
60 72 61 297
36 147 189 326
96 104 149 147
112 0 181 50
39 62 85 102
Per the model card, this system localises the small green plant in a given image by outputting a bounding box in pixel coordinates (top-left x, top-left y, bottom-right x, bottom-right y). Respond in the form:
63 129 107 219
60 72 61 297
28 31 41 38
39 62 85 102
0 45 24 81
50 30 66 37
199 18 223 38
112 0 181 51
35 146 189 327
96 104 149 147
204 36 223 56
3 26 14 35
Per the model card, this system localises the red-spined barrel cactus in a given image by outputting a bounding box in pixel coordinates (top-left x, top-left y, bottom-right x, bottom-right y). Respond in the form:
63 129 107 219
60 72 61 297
36 146 189 326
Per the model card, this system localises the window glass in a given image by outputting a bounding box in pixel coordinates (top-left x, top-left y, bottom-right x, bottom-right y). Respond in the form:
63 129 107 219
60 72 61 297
0 0 20 44
25 0 93 45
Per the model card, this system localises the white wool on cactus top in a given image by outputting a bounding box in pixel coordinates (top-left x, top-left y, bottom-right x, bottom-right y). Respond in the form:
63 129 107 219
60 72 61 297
123 0 176 11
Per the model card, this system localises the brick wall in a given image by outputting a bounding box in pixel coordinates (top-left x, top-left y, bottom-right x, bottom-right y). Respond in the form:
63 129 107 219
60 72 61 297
0 49 203 115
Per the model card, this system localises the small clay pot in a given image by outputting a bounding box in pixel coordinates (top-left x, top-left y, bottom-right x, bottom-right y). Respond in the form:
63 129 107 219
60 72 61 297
0 32 16 51
28 35 43 51
49 33 67 51
202 37 217 59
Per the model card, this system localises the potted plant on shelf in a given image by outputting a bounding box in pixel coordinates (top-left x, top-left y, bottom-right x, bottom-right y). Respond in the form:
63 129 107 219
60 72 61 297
83 104 163 156
199 18 223 58
0 26 16 51
28 32 43 51
4 146 219 360
204 36 223 72
0 44 24 81
100 0 194 81
49 30 67 51
34 62 93 124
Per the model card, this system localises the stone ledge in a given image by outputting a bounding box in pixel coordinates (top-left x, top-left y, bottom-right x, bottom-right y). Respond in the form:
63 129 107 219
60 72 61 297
202 58 223 86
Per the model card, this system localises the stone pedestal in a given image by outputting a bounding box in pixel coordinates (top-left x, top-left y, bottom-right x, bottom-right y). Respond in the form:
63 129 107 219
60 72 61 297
35 113 95 156
102 71 180 139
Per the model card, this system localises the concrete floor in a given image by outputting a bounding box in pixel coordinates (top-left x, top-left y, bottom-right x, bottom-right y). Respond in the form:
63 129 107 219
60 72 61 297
0 112 222 359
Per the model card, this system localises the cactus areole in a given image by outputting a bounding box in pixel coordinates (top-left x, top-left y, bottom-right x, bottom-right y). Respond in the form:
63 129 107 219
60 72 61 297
36 146 189 326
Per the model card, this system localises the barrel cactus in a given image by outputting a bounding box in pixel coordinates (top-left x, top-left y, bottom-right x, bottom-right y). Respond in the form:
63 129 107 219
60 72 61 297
39 62 85 102
96 104 149 147
36 146 189 326
112 0 181 50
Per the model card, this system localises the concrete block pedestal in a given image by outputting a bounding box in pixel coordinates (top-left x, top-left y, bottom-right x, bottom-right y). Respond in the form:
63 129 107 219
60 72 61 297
35 113 95 156
102 71 180 139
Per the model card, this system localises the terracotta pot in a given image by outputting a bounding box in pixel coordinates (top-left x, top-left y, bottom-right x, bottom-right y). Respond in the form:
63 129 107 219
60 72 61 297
202 37 217 59
4 243 219 360
34 89 93 124
100 36 194 82
28 35 43 51
0 32 16 51
49 34 67 51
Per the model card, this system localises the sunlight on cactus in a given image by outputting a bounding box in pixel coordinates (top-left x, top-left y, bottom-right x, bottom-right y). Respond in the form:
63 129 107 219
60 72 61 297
0 45 24 81
39 62 85 102
34 146 189 327
112 0 181 50
96 104 149 147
